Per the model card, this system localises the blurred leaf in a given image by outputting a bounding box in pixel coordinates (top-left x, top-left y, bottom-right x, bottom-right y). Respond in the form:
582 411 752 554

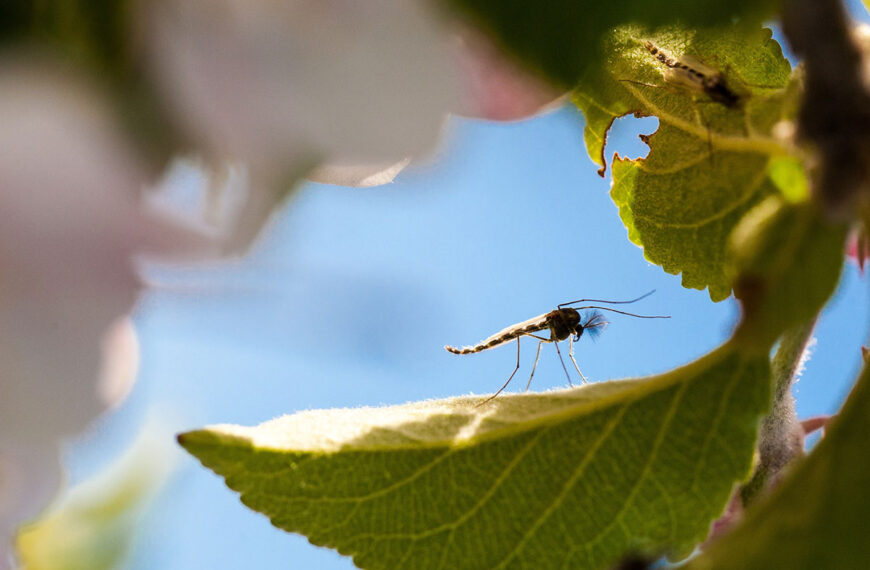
689 361 870 569
0 2 29 43
767 157 809 203
729 197 848 348
16 420 176 570
180 340 769 569
0 2 185 167
446 0 777 88
1 1 132 71
574 25 797 301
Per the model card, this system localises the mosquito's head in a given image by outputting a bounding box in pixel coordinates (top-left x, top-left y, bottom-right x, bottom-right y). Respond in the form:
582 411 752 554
703 75 742 108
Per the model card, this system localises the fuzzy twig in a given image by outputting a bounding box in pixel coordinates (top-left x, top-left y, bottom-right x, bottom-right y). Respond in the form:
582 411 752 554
740 318 817 506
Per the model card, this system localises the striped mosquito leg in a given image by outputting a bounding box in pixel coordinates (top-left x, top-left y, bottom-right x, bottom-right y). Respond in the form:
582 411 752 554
476 337 522 406
553 341 573 387
568 336 588 383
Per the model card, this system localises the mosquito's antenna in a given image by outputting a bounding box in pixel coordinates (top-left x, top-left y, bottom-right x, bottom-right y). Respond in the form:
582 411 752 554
558 289 657 309
574 306 670 319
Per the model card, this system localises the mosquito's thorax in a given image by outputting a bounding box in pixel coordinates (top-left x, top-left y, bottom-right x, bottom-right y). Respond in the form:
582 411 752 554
701 76 740 107
546 308 581 341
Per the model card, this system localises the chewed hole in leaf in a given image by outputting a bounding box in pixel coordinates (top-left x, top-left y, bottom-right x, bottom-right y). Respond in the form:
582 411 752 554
605 115 660 166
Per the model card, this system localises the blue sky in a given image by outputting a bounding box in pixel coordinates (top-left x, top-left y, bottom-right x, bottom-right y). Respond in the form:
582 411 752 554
64 10 870 564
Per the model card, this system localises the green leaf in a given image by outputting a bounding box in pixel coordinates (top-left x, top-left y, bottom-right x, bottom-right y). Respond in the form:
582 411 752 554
574 25 798 301
180 341 770 569
445 0 777 88
689 360 870 569
767 157 809 203
729 197 848 348
1 1 134 72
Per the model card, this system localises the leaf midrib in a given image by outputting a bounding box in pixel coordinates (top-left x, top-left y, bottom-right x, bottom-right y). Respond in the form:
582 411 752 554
621 83 787 157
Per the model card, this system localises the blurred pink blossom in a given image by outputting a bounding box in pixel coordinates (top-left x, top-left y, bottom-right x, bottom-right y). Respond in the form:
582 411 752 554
846 229 868 272
453 29 566 121
0 62 216 563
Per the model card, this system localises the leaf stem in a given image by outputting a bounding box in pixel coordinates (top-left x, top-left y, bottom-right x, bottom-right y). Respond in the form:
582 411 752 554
740 317 818 507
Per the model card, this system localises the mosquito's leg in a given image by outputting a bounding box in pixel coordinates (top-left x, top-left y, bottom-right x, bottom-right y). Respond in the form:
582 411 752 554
525 339 546 391
521 333 549 391
552 341 573 387
568 336 589 384
618 78 665 90
703 112 714 165
690 104 715 164
476 336 522 406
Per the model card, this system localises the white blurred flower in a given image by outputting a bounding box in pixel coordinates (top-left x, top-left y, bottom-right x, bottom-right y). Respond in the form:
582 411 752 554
0 61 213 564
96 318 141 411
306 158 412 188
142 0 566 245
142 0 463 248
145 0 460 170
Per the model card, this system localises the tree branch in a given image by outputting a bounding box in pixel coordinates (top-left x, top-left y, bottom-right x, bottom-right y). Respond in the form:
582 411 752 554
782 0 870 218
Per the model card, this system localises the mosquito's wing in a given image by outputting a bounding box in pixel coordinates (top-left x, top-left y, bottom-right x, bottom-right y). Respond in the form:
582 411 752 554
676 54 720 77
663 66 706 91
445 313 550 354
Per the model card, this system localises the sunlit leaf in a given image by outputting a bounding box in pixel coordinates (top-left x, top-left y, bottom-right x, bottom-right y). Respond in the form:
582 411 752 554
446 0 777 88
574 25 798 301
180 340 769 569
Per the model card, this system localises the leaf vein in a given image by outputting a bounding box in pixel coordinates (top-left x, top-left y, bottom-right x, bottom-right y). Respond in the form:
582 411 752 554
691 360 748 493
490 403 631 569
337 427 551 546
563 381 690 563
634 166 768 229
620 83 786 156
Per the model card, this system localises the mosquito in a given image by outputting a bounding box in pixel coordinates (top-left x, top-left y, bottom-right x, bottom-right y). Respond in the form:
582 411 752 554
641 41 742 108
617 41 745 165
445 290 669 404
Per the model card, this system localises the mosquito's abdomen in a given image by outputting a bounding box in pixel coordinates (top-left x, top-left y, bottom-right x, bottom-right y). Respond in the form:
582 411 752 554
444 319 548 355
444 333 517 354
444 344 483 354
